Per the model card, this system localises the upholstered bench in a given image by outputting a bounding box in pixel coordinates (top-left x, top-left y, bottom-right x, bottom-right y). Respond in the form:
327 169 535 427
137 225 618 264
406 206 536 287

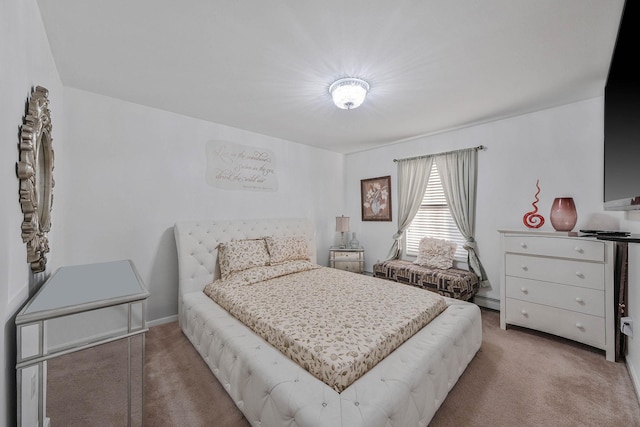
373 259 479 301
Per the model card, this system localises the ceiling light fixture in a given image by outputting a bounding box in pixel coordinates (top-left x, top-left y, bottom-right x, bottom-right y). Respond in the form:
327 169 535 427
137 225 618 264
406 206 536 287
329 77 370 110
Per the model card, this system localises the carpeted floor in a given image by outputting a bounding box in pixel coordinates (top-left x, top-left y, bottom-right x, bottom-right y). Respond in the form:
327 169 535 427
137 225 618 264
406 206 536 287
428 309 640 427
143 309 640 427
48 308 640 426
47 334 144 426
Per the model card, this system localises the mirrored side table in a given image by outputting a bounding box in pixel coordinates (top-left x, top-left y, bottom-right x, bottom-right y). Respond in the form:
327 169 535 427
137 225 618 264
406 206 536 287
329 247 365 274
15 259 149 427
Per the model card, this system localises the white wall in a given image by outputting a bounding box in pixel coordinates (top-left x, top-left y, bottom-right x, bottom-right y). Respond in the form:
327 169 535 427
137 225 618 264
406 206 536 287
620 214 640 399
59 88 344 322
344 98 621 309
0 0 65 425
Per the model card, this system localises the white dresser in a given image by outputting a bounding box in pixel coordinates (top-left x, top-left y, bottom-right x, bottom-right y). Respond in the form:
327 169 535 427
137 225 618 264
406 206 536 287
499 230 615 361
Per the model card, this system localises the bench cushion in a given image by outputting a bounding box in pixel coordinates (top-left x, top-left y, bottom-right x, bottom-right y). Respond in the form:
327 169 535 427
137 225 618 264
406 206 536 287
373 259 479 301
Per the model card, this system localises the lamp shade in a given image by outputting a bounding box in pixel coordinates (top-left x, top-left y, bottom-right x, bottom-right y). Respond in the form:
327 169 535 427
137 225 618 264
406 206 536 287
335 216 350 232
329 78 369 109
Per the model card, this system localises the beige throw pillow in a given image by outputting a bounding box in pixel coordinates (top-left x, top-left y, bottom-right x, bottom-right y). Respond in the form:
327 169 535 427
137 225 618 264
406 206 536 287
218 238 270 279
265 236 310 265
413 237 457 269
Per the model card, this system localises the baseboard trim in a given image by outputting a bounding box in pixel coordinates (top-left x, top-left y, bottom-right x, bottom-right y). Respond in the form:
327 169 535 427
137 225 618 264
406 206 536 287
147 314 178 327
627 356 640 405
473 295 500 311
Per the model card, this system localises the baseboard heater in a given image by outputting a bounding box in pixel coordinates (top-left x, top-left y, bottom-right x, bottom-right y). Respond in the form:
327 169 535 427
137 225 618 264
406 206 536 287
473 295 500 311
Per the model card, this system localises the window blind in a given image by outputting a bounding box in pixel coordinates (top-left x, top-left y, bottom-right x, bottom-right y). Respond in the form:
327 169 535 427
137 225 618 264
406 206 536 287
405 163 467 260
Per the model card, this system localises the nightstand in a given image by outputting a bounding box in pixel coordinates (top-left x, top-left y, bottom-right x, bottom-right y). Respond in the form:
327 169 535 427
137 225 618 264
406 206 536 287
329 247 365 273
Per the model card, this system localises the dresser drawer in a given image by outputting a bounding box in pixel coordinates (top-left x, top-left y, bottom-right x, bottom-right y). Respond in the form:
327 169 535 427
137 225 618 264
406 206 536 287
505 299 605 348
333 261 363 273
505 277 605 317
505 253 604 290
332 251 363 261
503 235 604 262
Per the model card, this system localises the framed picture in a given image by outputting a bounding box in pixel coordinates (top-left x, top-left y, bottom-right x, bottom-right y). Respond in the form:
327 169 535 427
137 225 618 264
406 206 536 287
361 175 392 221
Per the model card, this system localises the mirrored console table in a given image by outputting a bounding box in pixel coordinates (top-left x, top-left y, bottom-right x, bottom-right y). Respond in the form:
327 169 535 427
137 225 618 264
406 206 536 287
16 260 149 427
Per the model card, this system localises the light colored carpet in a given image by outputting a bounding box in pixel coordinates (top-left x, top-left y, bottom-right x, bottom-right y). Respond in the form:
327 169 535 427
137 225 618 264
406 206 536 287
429 309 640 427
47 334 144 426
49 309 640 426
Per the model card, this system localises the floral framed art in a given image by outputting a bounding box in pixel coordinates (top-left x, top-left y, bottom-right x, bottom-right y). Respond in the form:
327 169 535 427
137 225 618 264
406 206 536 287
361 175 392 221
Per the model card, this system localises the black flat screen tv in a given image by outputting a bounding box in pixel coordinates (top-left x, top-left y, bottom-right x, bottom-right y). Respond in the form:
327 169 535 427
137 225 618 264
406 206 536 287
604 1 640 210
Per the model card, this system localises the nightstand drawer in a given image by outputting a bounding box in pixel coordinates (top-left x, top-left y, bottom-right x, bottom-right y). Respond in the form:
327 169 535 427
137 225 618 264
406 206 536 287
505 276 605 317
505 299 605 348
505 253 604 290
332 251 363 261
503 236 604 262
334 261 363 273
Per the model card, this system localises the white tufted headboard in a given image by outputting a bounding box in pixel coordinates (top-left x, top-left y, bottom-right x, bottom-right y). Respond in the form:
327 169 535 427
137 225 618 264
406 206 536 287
174 218 317 297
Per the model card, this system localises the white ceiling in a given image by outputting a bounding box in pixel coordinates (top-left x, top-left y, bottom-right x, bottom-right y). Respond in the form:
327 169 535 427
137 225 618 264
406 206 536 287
37 0 625 154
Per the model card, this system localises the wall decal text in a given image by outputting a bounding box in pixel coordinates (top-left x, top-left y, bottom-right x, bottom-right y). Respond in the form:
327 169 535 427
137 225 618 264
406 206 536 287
206 140 278 191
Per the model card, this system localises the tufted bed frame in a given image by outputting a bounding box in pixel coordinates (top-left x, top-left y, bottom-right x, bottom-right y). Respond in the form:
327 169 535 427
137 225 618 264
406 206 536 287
174 218 482 427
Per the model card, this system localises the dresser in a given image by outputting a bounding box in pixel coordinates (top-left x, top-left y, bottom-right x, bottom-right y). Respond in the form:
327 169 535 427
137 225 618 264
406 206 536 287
499 230 615 361
15 260 149 426
329 247 365 273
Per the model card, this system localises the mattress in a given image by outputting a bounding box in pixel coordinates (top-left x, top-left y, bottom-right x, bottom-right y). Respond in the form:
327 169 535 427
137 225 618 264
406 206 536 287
203 262 447 392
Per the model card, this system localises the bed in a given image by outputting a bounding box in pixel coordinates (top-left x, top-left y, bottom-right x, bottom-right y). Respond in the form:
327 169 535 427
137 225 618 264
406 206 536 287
174 218 482 427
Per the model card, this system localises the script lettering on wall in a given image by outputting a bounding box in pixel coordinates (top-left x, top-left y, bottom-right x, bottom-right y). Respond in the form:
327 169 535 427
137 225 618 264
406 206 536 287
206 140 278 192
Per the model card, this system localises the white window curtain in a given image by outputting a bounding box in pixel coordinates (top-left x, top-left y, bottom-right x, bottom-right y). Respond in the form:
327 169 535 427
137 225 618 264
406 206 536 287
435 149 487 283
386 156 434 260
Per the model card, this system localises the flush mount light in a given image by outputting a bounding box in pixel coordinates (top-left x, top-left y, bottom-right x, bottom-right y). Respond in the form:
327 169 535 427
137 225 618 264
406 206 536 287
329 77 370 110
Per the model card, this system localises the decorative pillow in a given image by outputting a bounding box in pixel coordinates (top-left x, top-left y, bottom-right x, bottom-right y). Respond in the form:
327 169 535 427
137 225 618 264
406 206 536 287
208 260 320 289
217 238 270 279
264 236 310 265
413 237 457 269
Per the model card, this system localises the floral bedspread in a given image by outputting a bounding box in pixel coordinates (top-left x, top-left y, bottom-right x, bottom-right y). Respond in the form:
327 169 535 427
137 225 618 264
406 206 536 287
204 261 447 392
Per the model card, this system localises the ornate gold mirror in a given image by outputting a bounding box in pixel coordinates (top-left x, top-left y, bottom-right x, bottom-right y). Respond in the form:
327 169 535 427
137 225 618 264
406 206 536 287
17 86 55 273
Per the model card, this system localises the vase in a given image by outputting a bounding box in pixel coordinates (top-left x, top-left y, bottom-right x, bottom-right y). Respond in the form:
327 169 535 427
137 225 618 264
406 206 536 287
349 232 360 249
550 197 577 231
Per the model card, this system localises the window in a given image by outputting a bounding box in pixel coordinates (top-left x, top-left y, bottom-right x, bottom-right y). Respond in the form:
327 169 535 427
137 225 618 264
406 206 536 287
405 163 467 261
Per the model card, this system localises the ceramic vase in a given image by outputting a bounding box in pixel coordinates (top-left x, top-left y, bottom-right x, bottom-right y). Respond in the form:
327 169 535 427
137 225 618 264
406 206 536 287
550 197 577 231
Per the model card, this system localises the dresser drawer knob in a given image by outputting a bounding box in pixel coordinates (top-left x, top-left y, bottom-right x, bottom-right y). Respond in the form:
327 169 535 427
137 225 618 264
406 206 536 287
575 271 584 278
521 309 528 316
520 242 527 249
574 247 584 254
521 265 528 271
576 322 584 329
575 297 584 304
520 287 528 294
